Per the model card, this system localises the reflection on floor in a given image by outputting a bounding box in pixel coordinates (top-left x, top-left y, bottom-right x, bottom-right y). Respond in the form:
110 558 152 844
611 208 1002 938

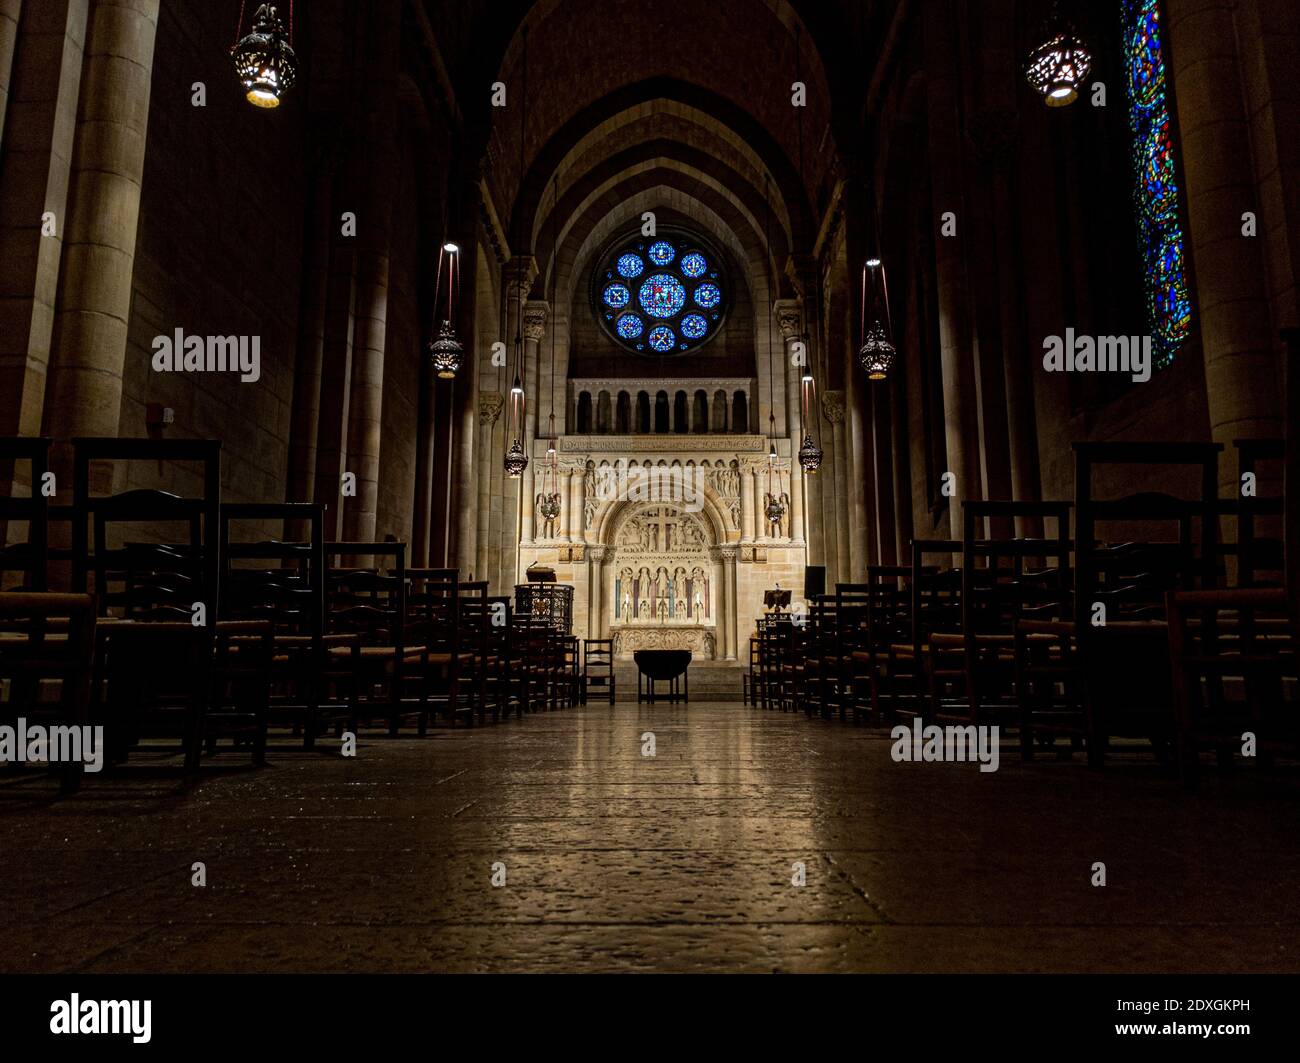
2 703 1297 973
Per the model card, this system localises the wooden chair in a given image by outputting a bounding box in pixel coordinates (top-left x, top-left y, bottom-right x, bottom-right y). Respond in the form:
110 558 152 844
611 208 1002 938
583 638 615 704
326 542 419 734
1167 588 1297 787
406 568 474 727
931 501 1072 728
1070 441 1222 767
0 592 96 791
219 502 352 748
0 437 51 592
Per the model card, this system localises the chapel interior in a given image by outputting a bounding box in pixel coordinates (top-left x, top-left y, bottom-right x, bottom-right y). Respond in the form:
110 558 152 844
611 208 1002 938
0 0 1297 975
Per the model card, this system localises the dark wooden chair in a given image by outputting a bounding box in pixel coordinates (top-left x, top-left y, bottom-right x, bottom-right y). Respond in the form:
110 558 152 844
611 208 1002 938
0 437 51 592
0 592 96 792
583 638 616 704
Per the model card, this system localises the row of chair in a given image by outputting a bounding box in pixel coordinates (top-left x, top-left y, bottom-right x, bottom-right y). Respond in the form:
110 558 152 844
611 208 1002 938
0 438 585 791
747 437 1297 786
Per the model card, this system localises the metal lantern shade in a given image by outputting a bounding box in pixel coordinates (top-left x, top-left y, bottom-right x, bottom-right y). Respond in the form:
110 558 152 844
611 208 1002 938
764 493 786 528
1024 25 1092 107
504 438 528 478
428 319 464 379
858 320 896 380
797 433 823 473
538 492 562 521
231 4 298 109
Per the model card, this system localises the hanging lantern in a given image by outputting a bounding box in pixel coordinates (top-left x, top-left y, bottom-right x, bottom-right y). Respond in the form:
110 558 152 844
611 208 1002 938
427 319 464 380
504 438 528 479
1024 4 1092 108
538 492 562 522
231 3 298 109
798 433 823 473
858 320 896 381
764 492 786 529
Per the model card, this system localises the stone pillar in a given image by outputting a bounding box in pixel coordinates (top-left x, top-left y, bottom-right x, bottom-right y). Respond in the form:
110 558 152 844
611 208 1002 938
923 0 983 537
0 1 20 152
823 391 850 585
340 4 401 545
720 546 738 660
775 299 807 545
753 460 770 542
568 459 586 544
520 299 548 543
287 156 339 522
43 0 159 466
476 393 502 582
1167 0 1284 489
556 465 573 542
740 462 756 541
587 544 606 639
0 0 87 450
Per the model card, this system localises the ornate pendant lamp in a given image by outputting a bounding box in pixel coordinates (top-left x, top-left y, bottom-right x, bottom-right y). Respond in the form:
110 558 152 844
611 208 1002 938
791 26 822 478
537 176 563 523
503 27 531 480
1024 1 1092 107
231 2 298 109
858 258 897 381
427 243 464 379
760 175 785 532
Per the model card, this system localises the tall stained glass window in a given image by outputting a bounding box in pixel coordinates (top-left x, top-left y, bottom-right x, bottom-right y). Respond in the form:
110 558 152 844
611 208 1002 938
593 230 727 354
1121 0 1192 369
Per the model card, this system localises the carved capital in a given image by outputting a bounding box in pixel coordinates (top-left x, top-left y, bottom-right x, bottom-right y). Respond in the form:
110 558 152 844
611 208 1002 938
822 390 846 425
523 299 549 343
479 391 504 425
586 545 608 563
773 299 803 341
506 256 538 302
718 545 739 563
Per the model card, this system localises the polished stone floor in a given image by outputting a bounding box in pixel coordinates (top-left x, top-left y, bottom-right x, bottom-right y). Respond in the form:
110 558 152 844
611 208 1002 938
2 702 1298 973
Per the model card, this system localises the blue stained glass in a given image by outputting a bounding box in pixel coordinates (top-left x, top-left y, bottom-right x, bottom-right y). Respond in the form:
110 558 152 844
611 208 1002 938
648 326 675 352
638 274 687 318
617 253 644 279
648 241 675 266
617 314 644 339
681 313 707 339
693 283 721 309
1121 0 1192 369
680 252 707 278
603 283 630 309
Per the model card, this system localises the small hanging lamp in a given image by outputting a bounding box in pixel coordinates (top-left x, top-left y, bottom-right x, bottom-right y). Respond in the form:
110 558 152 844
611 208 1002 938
231 3 298 109
427 243 464 379
1024 1 1092 108
858 259 897 381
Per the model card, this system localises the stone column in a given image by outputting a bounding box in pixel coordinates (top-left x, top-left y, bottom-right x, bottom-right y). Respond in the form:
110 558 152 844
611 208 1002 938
43 0 160 467
0 1 20 152
0 0 87 450
754 459 773 542
520 298 548 543
556 464 573 542
923 0 983 537
567 459 586 545
720 545 738 660
340 3 401 545
710 549 724 633
587 544 606 639
823 391 850 585
476 393 502 582
739 462 756 542
1167 0 1284 489
775 299 807 545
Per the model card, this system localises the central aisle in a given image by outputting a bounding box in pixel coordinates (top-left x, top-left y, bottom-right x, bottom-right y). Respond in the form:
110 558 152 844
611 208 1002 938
3 704 1296 973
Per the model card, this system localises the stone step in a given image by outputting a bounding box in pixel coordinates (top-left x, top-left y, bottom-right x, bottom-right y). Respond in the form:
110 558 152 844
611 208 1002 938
600 660 746 701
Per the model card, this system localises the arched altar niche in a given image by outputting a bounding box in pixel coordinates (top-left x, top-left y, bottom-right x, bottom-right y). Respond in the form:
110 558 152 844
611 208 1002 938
608 502 719 660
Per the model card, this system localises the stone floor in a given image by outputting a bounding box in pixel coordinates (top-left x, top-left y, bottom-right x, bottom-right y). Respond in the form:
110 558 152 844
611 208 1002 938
2 702 1298 974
